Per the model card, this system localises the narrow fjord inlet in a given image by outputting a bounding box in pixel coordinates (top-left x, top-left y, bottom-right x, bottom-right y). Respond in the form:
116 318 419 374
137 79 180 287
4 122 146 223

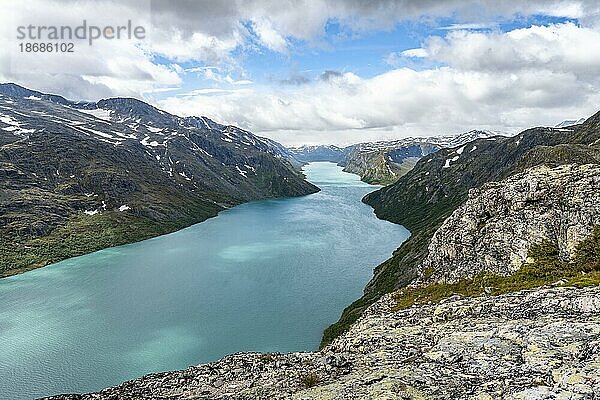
0 162 409 400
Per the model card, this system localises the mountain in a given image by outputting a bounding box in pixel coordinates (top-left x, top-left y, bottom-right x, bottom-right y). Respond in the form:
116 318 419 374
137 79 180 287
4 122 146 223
555 117 586 128
288 130 509 185
322 112 600 345
341 130 508 185
0 83 318 277
415 163 599 285
287 145 349 163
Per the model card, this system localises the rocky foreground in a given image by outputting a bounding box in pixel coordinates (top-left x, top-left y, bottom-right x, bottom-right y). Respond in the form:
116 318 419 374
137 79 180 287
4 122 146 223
46 285 600 400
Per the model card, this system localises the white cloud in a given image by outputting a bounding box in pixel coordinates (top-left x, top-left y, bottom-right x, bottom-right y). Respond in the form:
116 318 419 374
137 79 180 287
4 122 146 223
250 18 288 53
155 21 600 145
400 48 429 58
437 22 497 30
0 0 181 99
1 1 600 145
422 22 600 78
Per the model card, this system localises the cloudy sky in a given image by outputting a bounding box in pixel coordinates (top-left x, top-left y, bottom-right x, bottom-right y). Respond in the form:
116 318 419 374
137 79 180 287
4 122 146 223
1 0 600 145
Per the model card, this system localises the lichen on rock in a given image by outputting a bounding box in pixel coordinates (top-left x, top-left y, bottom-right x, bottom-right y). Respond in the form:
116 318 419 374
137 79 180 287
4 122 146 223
419 164 600 284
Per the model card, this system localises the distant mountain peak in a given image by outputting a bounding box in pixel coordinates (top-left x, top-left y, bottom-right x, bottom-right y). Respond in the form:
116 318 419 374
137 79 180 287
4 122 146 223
555 118 586 128
0 82 72 106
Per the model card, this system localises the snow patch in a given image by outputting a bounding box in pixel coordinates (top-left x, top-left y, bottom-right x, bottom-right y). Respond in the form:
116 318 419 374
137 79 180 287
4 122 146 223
140 136 161 147
118 205 130 212
84 210 99 216
78 108 112 121
235 165 248 177
178 171 192 181
442 155 460 169
76 126 116 139
553 128 574 132
0 115 19 126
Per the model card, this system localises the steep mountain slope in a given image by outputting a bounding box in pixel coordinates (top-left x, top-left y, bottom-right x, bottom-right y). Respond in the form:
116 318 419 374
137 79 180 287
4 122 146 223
341 131 505 185
417 164 599 285
287 145 349 163
322 112 600 345
0 83 318 277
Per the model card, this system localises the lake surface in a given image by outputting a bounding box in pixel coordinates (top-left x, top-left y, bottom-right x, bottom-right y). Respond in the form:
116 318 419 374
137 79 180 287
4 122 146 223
0 162 409 399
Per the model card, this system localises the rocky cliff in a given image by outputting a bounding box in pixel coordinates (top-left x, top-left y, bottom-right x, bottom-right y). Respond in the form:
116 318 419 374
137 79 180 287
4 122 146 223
321 113 600 347
419 164 600 284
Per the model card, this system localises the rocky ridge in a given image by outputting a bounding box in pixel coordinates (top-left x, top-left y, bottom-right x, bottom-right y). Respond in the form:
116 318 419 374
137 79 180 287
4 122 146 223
318 113 600 347
45 285 600 400
419 163 600 284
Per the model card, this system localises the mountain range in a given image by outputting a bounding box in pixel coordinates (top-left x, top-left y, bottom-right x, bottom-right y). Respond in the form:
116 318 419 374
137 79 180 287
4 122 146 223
0 83 319 277
0 83 519 276
41 102 600 400
289 130 509 185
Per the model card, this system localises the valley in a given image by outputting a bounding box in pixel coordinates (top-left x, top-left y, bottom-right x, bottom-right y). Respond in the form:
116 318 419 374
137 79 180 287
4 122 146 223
289 130 509 185
1 84 598 400
0 162 409 400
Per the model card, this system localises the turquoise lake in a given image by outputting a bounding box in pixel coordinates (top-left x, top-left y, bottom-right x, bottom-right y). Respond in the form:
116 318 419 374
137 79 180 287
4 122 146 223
0 162 409 399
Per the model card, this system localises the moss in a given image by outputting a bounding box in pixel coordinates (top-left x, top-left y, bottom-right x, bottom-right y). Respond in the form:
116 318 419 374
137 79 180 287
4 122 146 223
574 226 600 271
390 228 600 312
259 354 276 362
422 265 435 280
300 372 320 388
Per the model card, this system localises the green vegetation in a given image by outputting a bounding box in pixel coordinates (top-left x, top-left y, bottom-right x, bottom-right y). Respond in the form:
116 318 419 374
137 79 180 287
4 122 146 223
300 372 320 388
391 227 600 311
0 209 218 277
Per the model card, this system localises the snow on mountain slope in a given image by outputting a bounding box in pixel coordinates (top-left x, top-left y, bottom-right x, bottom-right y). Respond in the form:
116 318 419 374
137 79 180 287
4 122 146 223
0 83 318 277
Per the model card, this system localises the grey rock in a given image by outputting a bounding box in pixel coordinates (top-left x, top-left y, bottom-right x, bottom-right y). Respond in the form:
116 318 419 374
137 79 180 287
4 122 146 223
419 164 600 284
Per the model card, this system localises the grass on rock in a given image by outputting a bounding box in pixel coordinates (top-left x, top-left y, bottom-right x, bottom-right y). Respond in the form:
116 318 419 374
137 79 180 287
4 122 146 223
391 226 600 311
